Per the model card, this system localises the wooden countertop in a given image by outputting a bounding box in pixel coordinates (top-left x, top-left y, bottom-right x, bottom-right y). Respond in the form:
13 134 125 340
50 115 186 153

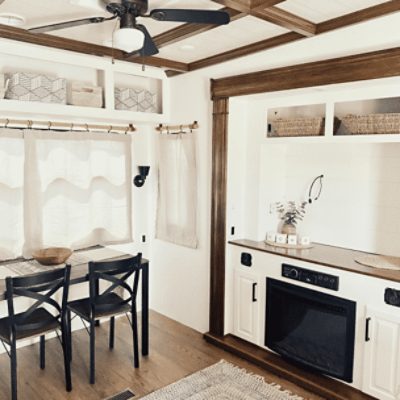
229 239 400 283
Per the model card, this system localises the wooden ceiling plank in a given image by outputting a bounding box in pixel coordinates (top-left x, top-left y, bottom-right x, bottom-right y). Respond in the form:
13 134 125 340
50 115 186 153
317 0 400 34
153 8 245 49
212 0 251 13
250 0 287 11
0 24 189 72
211 47 400 98
251 6 317 36
189 32 303 71
213 0 285 12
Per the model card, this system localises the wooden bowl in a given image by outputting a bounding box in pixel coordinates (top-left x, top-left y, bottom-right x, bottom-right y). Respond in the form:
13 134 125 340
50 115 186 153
32 247 73 266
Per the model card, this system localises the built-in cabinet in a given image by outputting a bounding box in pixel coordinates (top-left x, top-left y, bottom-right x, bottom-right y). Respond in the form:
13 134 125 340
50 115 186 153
233 269 260 344
363 308 400 400
0 38 170 124
228 242 400 396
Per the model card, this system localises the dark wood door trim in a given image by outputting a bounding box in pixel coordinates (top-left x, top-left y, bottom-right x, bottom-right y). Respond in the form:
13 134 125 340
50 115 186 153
211 46 400 98
209 97 230 336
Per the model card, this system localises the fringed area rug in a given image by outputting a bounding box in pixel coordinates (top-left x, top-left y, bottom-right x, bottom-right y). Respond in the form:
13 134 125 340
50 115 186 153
139 360 304 400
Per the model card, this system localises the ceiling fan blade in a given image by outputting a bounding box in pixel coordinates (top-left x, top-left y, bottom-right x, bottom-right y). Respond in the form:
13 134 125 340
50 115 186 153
149 9 230 25
136 24 159 57
29 16 115 34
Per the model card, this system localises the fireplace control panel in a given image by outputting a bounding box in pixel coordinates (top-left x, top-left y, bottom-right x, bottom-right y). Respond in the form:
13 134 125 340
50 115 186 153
282 264 339 291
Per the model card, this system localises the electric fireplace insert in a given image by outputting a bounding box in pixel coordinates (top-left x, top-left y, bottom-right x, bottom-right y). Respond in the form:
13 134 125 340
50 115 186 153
265 278 356 382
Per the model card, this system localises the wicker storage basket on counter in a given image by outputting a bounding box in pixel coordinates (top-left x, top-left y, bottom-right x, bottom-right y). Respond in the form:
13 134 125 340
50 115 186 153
341 113 400 135
269 117 325 137
5 72 67 104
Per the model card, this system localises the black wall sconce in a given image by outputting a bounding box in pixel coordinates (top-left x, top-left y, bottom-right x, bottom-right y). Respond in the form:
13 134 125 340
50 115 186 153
134 166 150 187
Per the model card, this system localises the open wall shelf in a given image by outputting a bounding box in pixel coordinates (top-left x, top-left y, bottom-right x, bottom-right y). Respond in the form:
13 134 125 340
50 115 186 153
266 95 400 144
0 39 170 125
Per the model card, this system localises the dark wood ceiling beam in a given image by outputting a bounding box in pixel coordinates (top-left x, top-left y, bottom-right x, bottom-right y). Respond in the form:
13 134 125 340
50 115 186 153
0 24 189 72
153 8 245 49
250 7 316 36
211 47 400 98
189 32 303 71
317 0 400 34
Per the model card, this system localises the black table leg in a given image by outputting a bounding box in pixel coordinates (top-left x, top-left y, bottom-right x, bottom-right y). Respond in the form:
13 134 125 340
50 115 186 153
141 261 149 356
95 278 100 327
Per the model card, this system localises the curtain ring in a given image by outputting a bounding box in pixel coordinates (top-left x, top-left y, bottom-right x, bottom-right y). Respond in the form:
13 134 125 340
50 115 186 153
124 125 129 135
48 121 52 130
5 118 9 128
28 120 33 129
108 125 112 134
85 124 89 132
70 123 74 131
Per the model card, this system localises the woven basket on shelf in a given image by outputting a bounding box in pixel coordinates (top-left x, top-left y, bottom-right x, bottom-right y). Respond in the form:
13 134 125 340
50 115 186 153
269 117 325 137
341 113 400 135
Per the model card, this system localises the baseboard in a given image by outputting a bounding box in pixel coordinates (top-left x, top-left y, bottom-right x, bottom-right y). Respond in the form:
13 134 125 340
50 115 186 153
204 332 377 400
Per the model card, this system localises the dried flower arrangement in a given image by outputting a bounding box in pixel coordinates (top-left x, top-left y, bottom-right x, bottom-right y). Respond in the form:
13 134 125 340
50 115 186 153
275 201 307 234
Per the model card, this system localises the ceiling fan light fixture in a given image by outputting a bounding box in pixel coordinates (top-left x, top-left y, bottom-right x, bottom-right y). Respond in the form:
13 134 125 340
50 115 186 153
113 27 145 53
0 13 26 27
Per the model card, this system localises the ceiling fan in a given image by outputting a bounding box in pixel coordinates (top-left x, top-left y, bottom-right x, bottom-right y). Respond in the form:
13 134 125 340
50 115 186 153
28 0 230 57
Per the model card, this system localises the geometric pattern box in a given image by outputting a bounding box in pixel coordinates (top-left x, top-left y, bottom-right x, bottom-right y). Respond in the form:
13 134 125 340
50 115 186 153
5 72 67 104
115 87 157 113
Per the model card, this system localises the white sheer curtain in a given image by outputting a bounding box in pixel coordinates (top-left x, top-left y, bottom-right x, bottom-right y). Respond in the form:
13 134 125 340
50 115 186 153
23 130 132 256
156 133 198 248
0 129 24 259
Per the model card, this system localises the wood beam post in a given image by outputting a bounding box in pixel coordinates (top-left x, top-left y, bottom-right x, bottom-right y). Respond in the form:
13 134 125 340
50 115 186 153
211 47 400 98
209 96 229 336
250 7 316 36
0 24 189 72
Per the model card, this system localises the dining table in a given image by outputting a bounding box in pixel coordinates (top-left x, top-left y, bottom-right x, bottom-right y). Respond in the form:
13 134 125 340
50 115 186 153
0 246 149 356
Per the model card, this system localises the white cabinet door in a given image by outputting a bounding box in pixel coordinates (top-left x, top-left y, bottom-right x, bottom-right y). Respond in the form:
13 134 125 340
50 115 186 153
233 269 260 344
363 308 400 400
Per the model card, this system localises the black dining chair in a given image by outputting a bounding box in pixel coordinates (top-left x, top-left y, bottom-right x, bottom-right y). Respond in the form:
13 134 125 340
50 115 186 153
0 265 72 400
67 253 142 384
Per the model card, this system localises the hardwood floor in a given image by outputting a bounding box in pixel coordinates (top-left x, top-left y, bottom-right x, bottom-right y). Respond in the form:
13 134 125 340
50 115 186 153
0 310 325 399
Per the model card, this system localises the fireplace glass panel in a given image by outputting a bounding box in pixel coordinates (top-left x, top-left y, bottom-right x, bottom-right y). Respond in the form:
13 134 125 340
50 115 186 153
265 278 356 382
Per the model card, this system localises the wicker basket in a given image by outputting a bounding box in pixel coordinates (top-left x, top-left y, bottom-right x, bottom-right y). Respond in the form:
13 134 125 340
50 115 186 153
269 117 325 137
341 113 400 135
68 82 103 108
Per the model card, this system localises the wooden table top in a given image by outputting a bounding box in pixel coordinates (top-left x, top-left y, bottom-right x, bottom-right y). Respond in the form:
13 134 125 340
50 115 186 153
0 247 148 301
229 239 400 283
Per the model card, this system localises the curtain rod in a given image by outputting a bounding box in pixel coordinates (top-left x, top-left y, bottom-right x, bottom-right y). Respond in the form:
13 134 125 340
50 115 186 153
156 121 199 134
0 118 136 134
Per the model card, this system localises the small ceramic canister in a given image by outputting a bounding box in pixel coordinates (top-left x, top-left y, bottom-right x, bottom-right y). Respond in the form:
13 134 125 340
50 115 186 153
300 236 311 246
276 233 287 244
266 232 277 242
288 234 298 245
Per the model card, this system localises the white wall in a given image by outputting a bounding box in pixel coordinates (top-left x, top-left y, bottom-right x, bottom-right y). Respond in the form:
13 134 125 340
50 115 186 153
147 12 400 333
149 75 213 333
259 142 400 257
